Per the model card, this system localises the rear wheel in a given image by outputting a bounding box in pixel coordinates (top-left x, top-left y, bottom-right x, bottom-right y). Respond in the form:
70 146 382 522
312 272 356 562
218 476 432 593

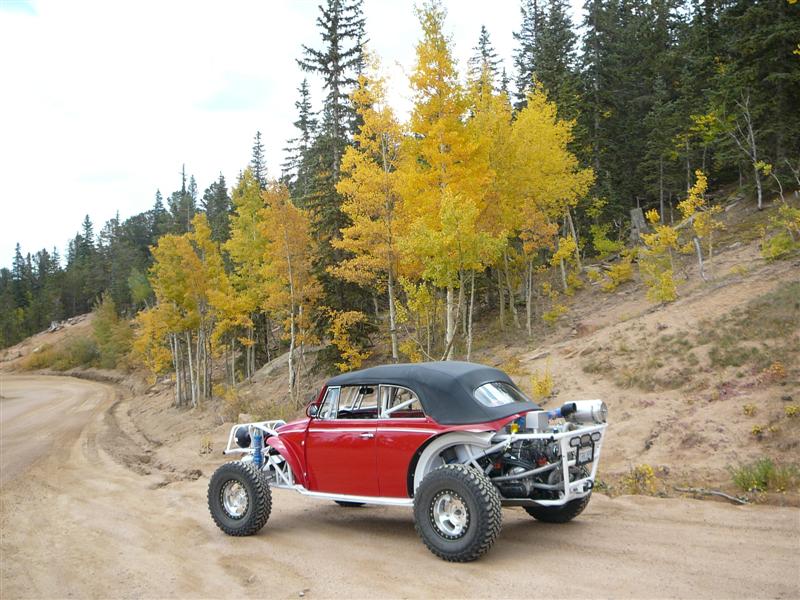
524 493 591 523
208 461 271 536
413 464 502 562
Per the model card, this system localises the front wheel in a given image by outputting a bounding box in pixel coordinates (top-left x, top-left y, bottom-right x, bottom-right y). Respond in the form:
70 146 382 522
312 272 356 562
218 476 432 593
413 464 502 562
208 461 271 536
524 493 591 523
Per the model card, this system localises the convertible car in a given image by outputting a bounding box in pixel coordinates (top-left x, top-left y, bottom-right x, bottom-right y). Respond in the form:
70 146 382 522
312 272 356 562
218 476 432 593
208 361 608 561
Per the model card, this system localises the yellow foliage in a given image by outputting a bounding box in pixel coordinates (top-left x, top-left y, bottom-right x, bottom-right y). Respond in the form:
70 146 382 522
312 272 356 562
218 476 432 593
639 209 679 303
531 361 554 399
622 464 657 495
786 405 799 418
601 249 635 292
333 61 404 293
328 310 371 372
543 303 568 324
761 204 800 261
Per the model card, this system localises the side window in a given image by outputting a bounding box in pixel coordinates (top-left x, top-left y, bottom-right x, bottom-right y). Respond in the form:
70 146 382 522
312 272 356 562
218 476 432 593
335 386 378 419
380 386 425 419
318 387 340 420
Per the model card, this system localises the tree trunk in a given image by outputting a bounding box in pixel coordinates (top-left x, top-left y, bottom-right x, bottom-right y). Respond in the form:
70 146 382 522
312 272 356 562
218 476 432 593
685 137 691 192
566 208 582 271
387 270 399 362
497 268 505 330
503 251 520 328
444 286 455 360
659 156 665 223
458 272 467 337
693 236 706 282
525 259 533 338
466 272 476 361
185 331 197 408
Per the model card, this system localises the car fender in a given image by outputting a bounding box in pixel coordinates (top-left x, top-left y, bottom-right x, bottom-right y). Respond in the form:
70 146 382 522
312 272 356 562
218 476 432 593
266 436 306 487
412 431 495 493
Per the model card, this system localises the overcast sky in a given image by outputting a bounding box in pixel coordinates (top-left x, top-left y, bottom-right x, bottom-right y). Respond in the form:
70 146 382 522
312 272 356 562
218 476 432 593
0 0 583 269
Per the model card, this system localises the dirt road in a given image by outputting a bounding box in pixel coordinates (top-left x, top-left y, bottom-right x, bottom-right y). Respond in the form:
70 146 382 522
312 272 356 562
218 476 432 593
1 375 798 599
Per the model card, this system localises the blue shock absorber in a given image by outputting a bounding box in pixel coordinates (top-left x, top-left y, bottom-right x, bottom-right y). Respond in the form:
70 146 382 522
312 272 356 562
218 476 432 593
252 428 263 468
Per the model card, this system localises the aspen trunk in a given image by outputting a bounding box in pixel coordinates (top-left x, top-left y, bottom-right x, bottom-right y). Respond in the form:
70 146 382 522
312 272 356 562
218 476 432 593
566 208 582 271
458 271 467 337
503 251 520 328
526 259 533 338
659 156 665 223
185 331 197 408
466 272 476 361
387 270 399 362
444 286 455 360
497 268 505 330
693 237 706 281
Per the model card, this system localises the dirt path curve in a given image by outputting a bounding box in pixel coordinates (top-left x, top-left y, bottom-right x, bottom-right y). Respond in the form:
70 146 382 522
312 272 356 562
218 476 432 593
1 375 798 599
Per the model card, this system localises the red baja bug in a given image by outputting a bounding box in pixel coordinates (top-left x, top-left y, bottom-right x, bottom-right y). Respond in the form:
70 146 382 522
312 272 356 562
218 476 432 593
208 361 608 562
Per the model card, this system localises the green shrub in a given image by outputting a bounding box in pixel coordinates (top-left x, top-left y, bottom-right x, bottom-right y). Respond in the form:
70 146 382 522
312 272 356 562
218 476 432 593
730 458 800 493
93 294 133 369
22 336 99 371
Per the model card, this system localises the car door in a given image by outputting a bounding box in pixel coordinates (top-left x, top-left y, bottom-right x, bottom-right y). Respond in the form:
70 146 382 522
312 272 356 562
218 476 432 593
305 385 379 496
376 385 439 498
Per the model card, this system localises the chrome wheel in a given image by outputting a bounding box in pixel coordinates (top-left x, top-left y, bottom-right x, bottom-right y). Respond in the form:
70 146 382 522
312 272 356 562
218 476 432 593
431 490 469 539
221 479 249 519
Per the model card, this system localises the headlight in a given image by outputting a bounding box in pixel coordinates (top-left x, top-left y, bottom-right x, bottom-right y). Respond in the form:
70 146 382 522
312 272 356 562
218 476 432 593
566 400 608 424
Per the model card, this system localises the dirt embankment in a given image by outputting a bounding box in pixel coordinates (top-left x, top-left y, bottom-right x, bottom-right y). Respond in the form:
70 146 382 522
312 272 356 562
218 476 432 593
1 374 798 599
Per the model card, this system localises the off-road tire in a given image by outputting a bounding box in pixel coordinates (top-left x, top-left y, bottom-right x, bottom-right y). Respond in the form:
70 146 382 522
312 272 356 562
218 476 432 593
524 493 591 523
208 461 271 536
413 464 502 562
334 501 365 507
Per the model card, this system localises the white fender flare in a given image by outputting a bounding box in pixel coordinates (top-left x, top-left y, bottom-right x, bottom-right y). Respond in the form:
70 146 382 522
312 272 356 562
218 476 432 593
412 431 495 492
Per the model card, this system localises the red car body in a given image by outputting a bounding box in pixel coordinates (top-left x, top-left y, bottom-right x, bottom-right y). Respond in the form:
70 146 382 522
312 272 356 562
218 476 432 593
268 389 519 499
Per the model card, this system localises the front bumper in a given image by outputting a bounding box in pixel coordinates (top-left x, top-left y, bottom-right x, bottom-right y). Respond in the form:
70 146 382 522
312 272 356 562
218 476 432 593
489 422 607 507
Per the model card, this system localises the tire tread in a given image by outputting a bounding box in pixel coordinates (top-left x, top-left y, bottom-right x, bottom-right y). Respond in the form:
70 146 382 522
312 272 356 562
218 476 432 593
414 464 502 562
208 461 271 536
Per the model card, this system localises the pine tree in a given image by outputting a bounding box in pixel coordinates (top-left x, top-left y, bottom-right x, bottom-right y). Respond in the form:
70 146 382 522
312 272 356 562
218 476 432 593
282 78 318 199
513 0 544 110
297 0 368 315
151 190 170 239
200 174 231 243
298 0 366 173
250 131 267 189
468 25 501 85
168 165 195 233
534 0 580 119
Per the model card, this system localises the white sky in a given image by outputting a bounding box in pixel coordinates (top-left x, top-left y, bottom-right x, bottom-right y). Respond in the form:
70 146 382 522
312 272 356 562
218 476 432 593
0 0 583 268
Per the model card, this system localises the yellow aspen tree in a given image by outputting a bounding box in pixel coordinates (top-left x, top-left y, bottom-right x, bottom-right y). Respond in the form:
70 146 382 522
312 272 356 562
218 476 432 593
187 214 230 401
140 214 229 407
147 232 201 406
397 2 492 359
465 65 518 335
333 61 403 362
259 182 321 404
501 87 593 334
224 168 266 379
640 209 679 303
677 170 723 280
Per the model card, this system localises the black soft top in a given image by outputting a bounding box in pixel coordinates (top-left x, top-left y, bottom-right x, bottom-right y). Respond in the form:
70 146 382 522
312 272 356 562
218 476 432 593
326 361 539 425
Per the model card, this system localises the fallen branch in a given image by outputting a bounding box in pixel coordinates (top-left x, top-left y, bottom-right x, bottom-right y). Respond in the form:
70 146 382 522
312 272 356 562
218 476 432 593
674 486 748 505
